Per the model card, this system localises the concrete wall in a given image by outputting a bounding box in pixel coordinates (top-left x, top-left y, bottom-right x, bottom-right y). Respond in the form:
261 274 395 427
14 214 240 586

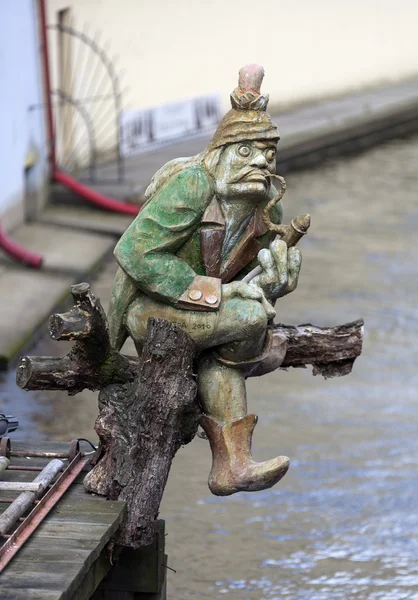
46 0 418 115
0 1 47 230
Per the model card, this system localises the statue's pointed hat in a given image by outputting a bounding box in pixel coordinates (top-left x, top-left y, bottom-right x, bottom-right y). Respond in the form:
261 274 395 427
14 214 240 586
208 64 280 150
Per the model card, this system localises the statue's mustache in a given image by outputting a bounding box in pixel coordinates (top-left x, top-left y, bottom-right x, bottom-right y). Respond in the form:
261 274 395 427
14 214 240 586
233 169 271 182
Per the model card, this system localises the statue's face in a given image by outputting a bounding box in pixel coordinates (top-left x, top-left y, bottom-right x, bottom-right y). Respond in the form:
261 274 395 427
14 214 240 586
214 140 277 199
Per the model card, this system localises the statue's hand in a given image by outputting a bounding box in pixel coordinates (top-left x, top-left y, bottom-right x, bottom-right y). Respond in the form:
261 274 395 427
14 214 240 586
251 239 301 303
222 281 276 320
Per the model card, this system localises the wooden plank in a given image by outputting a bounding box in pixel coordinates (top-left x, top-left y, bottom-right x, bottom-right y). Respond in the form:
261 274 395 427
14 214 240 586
0 471 36 482
24 521 119 541
0 589 59 600
10 440 72 455
92 572 167 600
67 546 114 600
0 541 121 600
19 536 107 555
95 521 165 595
7 544 92 564
41 513 124 528
0 560 81 580
56 498 127 516
52 483 122 511
0 569 79 590
37 514 119 532
0 478 126 600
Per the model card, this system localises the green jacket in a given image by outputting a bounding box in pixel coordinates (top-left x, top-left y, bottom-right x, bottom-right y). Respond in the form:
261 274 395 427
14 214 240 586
108 163 282 349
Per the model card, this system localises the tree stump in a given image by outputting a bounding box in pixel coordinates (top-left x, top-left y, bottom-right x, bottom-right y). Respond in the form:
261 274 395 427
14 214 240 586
84 318 199 548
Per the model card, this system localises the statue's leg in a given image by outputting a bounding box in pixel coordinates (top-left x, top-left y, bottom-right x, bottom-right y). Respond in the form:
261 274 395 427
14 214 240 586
124 294 269 355
195 298 268 421
197 349 289 497
125 294 289 496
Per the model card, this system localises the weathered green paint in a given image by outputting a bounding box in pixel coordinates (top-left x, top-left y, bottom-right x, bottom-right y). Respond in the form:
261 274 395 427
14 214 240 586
107 64 303 496
115 165 213 301
107 163 282 350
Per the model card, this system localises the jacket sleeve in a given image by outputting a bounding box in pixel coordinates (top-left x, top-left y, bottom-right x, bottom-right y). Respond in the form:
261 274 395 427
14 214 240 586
114 165 220 309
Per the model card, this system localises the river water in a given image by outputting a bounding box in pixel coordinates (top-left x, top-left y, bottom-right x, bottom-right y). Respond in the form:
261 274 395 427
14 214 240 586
1 135 418 599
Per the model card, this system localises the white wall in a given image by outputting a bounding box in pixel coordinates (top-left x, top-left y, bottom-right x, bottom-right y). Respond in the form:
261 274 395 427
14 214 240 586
46 0 418 114
0 0 47 228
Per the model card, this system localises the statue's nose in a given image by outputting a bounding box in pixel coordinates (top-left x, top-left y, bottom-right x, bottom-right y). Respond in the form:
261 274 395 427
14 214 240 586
251 152 268 168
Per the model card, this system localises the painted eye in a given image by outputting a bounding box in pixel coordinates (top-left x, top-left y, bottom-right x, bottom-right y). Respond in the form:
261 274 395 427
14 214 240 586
238 145 251 157
265 148 276 161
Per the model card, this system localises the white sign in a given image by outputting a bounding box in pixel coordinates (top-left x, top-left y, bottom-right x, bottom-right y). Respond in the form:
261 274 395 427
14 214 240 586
120 93 221 157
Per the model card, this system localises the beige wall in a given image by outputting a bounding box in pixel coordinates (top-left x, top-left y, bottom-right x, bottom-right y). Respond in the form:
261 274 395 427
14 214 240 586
46 0 418 115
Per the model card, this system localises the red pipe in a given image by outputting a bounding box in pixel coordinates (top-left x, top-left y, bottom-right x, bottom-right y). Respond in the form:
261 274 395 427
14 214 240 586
0 1 139 268
0 0 47 268
54 171 139 215
38 0 140 217
0 225 43 268
38 0 57 175
38 0 56 173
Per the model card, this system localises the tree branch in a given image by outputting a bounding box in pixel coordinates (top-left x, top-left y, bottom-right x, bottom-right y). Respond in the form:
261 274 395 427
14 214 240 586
16 283 137 395
275 319 364 378
17 315 364 393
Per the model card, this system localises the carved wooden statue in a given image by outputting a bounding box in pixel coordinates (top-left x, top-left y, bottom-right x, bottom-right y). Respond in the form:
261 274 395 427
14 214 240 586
17 65 363 548
106 64 345 495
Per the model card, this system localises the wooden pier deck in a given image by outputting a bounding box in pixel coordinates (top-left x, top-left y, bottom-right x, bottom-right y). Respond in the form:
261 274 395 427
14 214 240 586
0 439 166 600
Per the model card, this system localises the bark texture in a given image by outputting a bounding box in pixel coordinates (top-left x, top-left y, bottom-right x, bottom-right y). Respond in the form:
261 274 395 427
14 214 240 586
16 283 137 394
84 318 199 548
17 319 364 393
276 319 364 378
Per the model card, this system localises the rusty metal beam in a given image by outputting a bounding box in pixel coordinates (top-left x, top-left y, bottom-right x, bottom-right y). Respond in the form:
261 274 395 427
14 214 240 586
6 466 44 472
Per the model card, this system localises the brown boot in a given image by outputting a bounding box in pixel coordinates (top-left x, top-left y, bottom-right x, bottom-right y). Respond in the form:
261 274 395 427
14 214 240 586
200 414 289 496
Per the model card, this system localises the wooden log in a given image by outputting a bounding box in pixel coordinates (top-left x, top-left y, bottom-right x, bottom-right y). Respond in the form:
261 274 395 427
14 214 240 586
276 319 364 378
0 459 63 535
0 457 9 474
16 319 363 393
0 482 43 493
84 318 200 549
16 283 137 395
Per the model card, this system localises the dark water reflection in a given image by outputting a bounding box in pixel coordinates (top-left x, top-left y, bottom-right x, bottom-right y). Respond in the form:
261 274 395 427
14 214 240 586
1 136 418 598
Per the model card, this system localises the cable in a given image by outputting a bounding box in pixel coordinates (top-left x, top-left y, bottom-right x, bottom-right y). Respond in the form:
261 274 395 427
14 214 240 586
76 437 98 452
